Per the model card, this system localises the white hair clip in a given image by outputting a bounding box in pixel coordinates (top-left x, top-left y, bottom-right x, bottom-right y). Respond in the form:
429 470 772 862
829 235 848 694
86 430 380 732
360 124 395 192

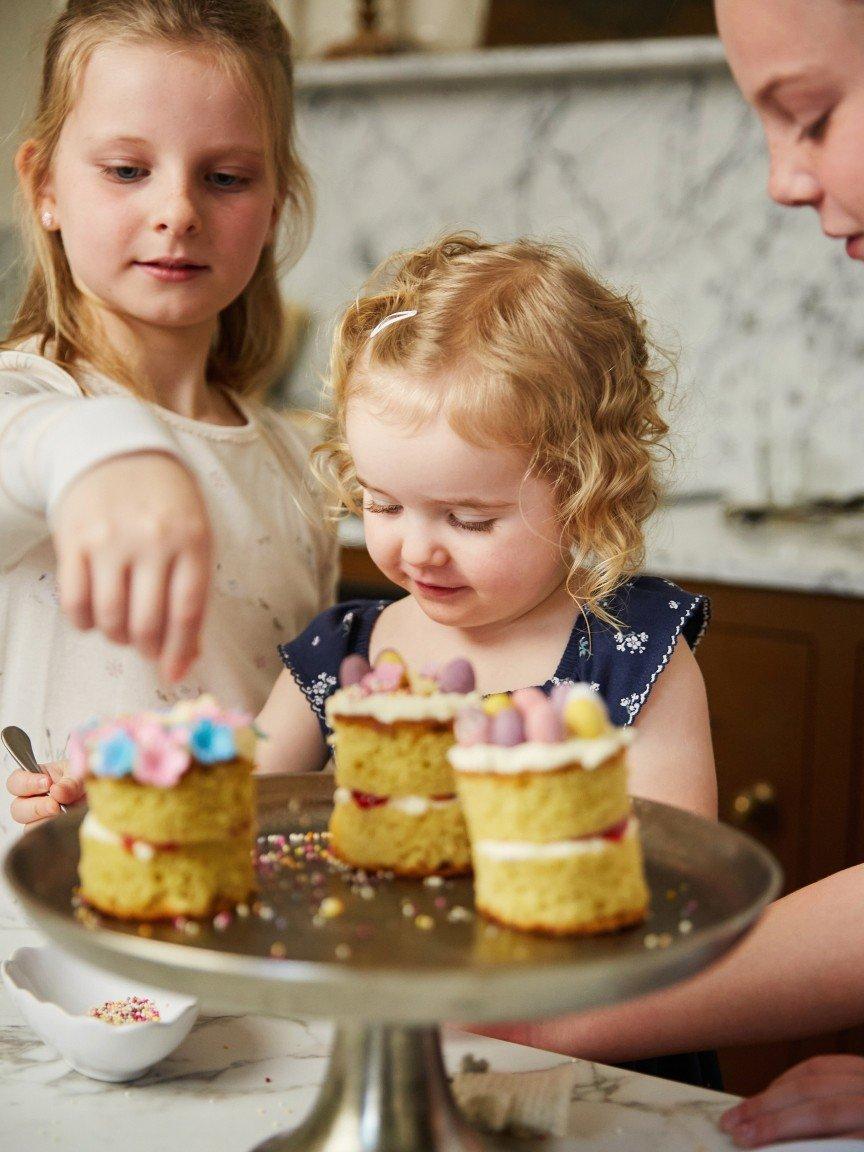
368 309 417 339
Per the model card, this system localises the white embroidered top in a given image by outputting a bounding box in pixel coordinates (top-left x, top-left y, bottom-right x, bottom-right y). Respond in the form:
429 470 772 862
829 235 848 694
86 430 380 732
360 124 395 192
0 343 337 916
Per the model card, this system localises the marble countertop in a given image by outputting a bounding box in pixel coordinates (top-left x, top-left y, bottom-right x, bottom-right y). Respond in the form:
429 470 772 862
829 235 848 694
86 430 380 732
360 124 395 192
339 497 864 599
295 36 728 92
0 921 741 1152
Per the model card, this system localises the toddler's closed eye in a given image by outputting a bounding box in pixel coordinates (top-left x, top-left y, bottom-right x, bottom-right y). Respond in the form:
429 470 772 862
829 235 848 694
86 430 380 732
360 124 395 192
449 514 495 533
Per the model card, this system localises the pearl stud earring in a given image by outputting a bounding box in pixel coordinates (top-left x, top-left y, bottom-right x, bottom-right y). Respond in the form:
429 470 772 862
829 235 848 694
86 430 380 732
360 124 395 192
40 210 54 229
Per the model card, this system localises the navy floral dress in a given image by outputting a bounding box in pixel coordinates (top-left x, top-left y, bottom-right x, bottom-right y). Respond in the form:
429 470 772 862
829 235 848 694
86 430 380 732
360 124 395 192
279 573 721 1092
279 575 710 737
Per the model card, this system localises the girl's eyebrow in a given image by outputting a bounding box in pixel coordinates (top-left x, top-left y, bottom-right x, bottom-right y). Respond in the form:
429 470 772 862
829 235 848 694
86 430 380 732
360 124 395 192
86 134 265 162
356 476 511 511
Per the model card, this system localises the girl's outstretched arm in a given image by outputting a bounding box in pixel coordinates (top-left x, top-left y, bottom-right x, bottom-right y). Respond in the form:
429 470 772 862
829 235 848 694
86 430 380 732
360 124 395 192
626 635 718 819
255 669 329 775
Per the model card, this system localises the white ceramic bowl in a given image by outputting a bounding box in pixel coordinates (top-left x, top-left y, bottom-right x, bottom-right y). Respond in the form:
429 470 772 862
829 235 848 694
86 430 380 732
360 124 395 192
2 945 199 1082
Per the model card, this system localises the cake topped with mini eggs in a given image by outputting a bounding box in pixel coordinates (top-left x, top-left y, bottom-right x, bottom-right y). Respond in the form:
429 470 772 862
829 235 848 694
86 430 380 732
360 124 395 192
450 682 633 773
325 649 480 725
449 684 648 936
325 649 479 877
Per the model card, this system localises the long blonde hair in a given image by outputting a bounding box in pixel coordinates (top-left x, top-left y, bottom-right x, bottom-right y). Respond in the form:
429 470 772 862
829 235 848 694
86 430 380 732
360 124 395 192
316 233 672 624
5 0 312 397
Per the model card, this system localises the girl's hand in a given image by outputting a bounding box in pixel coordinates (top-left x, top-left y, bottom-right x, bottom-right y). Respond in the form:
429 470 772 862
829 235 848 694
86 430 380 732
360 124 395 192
6 760 85 828
721 1055 864 1146
52 452 212 682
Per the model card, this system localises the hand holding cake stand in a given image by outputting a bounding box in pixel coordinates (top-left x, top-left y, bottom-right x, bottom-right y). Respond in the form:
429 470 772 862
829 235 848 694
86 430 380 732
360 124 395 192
5 773 780 1152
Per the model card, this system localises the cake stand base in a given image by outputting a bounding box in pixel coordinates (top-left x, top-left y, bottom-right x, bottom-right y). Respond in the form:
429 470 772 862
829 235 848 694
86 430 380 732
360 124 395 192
252 1022 502 1152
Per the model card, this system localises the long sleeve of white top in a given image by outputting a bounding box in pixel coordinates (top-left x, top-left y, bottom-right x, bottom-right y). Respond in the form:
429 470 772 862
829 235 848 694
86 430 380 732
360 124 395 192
0 366 180 571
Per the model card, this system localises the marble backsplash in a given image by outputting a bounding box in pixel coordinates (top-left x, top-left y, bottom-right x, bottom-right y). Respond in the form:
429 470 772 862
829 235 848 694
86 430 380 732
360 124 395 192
282 39 864 502
0 40 860 503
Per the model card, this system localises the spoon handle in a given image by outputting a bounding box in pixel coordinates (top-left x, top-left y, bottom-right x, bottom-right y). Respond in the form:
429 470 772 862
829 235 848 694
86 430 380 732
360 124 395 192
2 726 68 813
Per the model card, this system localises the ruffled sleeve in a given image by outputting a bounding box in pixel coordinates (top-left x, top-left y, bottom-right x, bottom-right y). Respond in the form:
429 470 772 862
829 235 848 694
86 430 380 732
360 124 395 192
278 599 387 734
571 576 710 727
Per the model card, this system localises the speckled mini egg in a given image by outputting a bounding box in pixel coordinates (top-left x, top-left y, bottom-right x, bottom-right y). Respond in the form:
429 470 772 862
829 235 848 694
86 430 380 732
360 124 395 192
511 687 547 714
524 701 565 743
437 658 476 694
339 654 371 687
483 693 512 716
563 691 610 739
490 708 526 747
454 708 491 746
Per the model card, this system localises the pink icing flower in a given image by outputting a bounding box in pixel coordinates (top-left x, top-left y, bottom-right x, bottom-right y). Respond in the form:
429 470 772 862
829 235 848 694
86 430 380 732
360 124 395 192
132 723 191 787
66 729 90 781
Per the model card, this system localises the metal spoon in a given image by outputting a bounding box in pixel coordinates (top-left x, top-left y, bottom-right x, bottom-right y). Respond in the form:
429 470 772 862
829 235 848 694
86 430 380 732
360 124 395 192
2 726 67 813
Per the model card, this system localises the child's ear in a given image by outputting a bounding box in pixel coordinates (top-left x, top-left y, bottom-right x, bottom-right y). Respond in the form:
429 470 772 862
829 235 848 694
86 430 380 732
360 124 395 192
15 139 59 230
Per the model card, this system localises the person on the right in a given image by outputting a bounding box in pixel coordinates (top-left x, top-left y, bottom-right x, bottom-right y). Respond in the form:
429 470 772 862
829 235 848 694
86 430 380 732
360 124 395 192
716 2 864 1140
480 1 864 1146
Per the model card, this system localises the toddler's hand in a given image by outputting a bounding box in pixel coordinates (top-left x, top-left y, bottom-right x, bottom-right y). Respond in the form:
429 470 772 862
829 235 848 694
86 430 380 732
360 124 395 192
720 1054 864 1146
51 452 212 682
6 760 85 828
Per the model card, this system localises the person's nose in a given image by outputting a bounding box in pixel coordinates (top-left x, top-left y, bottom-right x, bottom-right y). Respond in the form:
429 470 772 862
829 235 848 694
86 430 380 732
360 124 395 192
767 144 822 209
152 174 203 237
400 520 448 569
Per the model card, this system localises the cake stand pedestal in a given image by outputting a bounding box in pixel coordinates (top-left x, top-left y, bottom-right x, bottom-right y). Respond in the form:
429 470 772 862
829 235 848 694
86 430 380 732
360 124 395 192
5 775 781 1152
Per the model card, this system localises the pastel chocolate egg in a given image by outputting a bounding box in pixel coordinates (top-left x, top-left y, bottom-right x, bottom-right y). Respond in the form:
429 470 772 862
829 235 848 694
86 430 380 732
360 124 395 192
483 693 512 716
376 648 406 667
511 687 546 714
437 657 476 694
563 691 610 739
550 681 577 713
454 708 491 746
374 661 408 691
490 708 526 747
524 701 565 743
339 654 371 687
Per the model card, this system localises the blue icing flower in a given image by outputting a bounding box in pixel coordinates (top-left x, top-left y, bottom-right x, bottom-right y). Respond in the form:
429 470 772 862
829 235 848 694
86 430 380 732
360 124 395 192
189 719 236 764
97 731 136 777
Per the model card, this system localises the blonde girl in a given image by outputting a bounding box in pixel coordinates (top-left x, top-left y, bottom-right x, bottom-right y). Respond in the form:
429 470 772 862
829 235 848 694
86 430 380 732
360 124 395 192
3 1 336 856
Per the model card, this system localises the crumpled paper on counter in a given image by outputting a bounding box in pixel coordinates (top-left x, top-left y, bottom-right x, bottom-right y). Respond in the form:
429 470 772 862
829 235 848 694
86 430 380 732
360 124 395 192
451 1055 579 1138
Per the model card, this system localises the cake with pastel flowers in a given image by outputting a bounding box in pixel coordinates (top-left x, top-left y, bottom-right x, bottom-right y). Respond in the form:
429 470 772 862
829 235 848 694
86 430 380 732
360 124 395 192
325 651 480 876
449 684 648 935
69 696 258 920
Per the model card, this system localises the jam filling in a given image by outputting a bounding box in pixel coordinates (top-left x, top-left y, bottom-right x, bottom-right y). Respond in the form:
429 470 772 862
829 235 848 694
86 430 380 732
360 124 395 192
596 816 629 842
350 789 456 809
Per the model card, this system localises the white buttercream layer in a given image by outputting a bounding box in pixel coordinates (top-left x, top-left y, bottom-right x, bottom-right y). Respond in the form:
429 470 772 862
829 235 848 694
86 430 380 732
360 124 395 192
333 786 458 816
476 818 638 860
448 730 632 774
326 689 481 723
80 812 156 860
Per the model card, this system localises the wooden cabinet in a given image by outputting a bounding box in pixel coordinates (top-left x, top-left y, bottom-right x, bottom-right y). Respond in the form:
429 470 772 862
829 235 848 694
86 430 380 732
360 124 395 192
339 550 864 1096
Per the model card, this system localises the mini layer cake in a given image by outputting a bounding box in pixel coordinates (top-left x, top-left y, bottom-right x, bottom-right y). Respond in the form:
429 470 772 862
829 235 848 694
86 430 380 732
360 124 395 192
325 651 480 876
69 696 258 920
449 685 648 935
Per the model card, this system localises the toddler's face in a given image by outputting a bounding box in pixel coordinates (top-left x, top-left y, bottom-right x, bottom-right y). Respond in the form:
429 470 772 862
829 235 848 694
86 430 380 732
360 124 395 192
717 0 864 260
346 393 569 632
41 41 278 334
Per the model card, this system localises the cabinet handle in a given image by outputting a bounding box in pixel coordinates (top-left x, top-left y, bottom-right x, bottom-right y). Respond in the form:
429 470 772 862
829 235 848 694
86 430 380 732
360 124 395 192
729 781 779 830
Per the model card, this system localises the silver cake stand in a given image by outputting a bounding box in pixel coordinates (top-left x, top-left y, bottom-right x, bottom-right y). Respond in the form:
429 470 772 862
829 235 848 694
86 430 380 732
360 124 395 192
5 775 781 1152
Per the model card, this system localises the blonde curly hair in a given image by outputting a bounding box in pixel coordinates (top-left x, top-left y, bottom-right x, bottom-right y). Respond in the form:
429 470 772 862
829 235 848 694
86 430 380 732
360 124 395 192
315 232 672 624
